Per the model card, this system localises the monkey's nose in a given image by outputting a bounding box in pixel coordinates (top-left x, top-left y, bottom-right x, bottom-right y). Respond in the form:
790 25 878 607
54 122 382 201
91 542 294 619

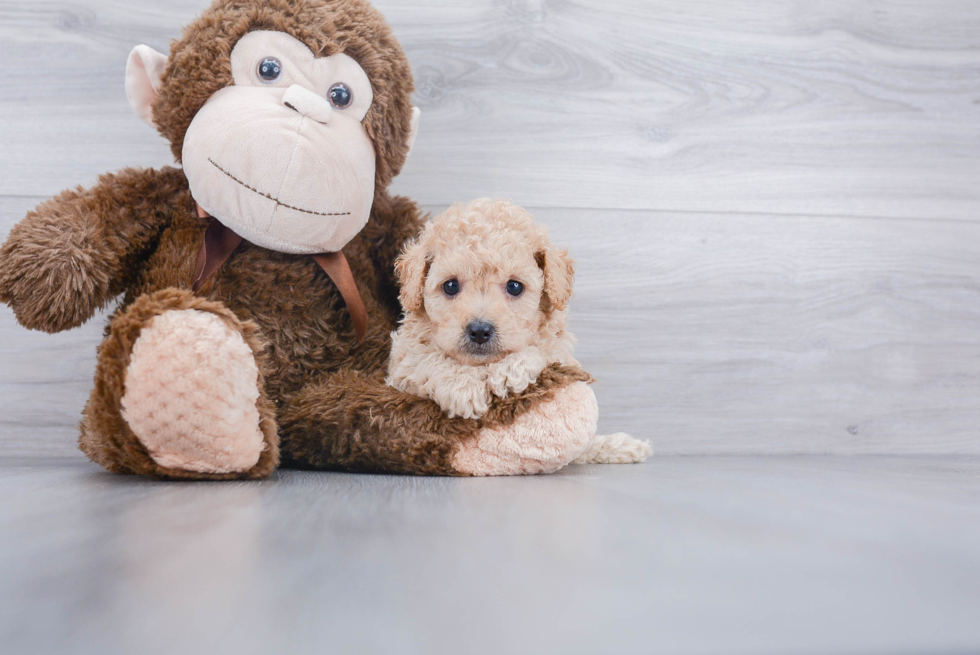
466 320 495 345
282 84 332 124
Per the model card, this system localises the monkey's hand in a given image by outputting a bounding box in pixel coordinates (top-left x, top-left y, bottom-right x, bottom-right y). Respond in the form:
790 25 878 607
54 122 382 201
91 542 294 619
0 167 179 332
0 205 114 333
454 376 598 476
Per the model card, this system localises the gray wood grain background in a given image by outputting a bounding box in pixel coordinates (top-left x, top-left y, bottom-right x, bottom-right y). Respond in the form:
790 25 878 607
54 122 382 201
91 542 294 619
1 0 978 456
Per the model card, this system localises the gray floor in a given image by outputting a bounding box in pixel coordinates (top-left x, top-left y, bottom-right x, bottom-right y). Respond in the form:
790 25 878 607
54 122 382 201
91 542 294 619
2 455 979 655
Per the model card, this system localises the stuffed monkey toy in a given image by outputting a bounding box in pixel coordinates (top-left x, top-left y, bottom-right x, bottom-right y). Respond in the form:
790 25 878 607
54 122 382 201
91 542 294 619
0 0 600 479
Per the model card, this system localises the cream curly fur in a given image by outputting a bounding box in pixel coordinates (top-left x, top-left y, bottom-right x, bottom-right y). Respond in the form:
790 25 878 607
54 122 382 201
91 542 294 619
387 199 576 417
387 199 651 465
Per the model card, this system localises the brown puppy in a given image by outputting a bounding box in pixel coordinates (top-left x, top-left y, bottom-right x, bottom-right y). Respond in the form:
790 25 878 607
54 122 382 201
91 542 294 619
388 199 652 465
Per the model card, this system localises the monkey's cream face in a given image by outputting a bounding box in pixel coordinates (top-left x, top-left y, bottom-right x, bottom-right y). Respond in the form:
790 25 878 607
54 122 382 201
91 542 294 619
422 247 546 366
181 31 378 254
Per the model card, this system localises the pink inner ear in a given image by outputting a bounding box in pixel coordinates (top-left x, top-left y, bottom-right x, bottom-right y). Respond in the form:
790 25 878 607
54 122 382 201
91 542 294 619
125 45 169 127
406 107 421 155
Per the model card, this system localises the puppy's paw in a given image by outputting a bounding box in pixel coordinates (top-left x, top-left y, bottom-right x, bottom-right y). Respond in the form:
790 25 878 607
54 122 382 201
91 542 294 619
486 347 548 399
573 432 652 465
427 365 491 419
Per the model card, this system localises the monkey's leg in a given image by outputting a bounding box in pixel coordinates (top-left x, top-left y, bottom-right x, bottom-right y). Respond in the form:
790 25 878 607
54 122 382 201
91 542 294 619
79 288 279 480
278 366 597 476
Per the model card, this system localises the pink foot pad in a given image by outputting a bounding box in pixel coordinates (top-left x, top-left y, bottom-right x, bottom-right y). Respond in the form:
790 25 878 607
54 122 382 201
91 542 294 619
121 309 265 474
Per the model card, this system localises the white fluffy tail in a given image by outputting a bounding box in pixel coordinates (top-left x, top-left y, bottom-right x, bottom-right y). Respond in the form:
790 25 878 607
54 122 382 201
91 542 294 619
574 432 652 465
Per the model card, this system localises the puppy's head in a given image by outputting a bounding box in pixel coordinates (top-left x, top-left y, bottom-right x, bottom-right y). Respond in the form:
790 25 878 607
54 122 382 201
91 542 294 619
395 199 574 365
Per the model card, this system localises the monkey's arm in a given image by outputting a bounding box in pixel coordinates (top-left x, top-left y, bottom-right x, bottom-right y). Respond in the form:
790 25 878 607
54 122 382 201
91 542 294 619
278 365 596 476
0 167 186 333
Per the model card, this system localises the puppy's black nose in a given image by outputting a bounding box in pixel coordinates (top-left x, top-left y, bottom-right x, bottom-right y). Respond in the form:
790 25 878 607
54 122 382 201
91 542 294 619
467 320 495 345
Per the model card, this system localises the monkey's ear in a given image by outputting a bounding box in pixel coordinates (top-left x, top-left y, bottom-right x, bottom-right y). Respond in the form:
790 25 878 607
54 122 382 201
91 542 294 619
536 246 575 312
125 45 168 128
406 107 421 156
394 237 429 313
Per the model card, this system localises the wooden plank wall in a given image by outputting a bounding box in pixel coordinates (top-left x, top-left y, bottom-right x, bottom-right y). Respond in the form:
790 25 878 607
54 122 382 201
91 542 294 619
1 0 978 456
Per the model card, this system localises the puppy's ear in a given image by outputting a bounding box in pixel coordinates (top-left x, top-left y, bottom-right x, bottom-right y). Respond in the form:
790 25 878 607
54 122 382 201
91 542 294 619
536 245 575 312
395 238 429 313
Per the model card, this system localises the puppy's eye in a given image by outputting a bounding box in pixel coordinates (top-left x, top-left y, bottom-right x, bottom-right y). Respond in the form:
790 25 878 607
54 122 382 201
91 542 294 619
506 280 524 297
257 57 282 83
442 279 460 297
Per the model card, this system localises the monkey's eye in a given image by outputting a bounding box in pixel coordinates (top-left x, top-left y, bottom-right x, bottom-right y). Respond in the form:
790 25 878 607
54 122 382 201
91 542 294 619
257 57 282 83
506 280 525 297
328 83 353 109
442 279 460 297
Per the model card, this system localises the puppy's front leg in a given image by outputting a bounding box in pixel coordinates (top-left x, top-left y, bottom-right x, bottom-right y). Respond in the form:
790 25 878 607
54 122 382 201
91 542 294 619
486 347 548 399
387 337 492 419
422 357 491 420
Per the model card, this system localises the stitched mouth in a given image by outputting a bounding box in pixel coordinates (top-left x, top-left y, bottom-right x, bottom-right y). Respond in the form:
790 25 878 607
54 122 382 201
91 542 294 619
208 158 350 217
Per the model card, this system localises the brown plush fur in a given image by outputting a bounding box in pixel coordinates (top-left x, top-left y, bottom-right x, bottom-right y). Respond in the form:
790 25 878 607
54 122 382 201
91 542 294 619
0 168 184 333
0 0 590 479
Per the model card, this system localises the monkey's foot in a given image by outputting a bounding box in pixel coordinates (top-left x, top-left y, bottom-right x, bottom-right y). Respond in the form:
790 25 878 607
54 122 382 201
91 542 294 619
453 381 598 476
121 308 266 474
